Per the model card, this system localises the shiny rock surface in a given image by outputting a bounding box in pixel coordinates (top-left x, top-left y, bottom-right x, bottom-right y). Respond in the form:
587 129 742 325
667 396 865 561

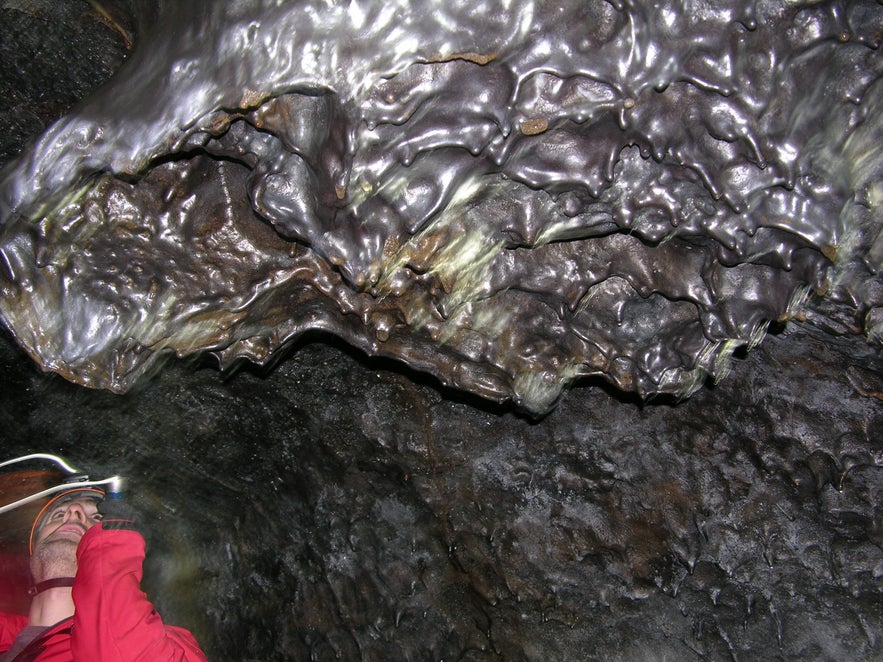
0 1 880 413
0 2 880 660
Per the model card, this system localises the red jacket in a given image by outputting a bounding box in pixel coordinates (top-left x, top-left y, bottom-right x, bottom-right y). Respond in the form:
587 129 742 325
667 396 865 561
0 524 207 661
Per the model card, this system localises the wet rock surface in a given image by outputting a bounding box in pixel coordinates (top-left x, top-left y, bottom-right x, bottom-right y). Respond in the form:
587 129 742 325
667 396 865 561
0 1 881 659
0 1 881 412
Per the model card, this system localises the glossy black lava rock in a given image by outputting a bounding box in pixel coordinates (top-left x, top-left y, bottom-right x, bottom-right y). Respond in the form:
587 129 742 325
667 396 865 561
0 2 880 660
0 0 881 413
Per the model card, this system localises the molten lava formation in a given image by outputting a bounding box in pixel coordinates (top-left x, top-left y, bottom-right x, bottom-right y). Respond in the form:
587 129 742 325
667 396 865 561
0 0 880 413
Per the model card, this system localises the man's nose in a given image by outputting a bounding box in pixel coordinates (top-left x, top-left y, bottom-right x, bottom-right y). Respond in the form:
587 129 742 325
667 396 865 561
64 502 88 522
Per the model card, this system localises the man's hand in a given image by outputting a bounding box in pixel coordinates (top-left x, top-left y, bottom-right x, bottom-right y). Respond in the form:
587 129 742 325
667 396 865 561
98 496 137 530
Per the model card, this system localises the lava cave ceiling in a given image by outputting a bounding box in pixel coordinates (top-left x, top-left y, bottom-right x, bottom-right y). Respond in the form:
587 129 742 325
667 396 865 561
0 1 881 660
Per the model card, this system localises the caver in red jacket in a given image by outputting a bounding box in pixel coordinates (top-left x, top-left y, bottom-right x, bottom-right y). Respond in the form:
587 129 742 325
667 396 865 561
0 523 207 661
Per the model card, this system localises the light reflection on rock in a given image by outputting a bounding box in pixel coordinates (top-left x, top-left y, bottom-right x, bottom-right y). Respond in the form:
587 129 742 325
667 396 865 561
0 0 881 413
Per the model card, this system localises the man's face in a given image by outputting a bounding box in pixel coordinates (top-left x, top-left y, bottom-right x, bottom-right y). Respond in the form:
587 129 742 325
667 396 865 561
30 495 102 581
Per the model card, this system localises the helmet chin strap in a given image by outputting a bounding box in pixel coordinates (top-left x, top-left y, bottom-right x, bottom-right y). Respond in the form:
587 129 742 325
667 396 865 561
28 577 75 596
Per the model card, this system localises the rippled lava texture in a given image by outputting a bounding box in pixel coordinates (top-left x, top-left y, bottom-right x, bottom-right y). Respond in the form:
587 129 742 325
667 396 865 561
0 0 881 413
0 1 881 660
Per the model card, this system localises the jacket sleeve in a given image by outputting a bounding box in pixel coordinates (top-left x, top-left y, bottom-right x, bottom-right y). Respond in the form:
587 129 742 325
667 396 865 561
0 612 28 652
71 524 208 662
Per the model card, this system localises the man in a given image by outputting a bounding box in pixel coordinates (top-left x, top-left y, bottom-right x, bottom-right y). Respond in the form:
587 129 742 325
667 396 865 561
0 486 207 661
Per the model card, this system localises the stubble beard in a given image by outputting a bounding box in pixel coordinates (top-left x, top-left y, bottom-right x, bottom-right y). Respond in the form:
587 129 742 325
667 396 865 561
30 539 79 581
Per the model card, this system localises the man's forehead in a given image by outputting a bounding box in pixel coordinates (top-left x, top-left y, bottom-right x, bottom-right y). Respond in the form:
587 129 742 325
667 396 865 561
51 495 100 507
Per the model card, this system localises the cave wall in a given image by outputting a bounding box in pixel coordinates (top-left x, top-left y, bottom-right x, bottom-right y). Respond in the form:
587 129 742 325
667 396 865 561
0 324 880 659
0 1 881 660
0 1 881 415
